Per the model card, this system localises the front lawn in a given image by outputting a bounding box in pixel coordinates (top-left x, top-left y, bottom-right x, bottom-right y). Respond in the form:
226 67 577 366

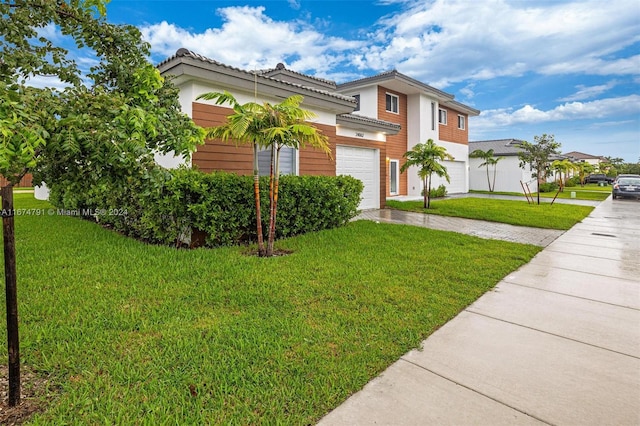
533 185 611 201
386 198 594 230
0 194 540 424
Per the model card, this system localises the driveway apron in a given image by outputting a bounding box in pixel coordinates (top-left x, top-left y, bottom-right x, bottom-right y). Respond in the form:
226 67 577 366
321 197 640 425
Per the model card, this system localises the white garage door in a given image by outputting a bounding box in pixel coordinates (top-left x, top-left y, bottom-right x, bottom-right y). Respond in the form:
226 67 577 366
336 146 379 210
442 160 466 194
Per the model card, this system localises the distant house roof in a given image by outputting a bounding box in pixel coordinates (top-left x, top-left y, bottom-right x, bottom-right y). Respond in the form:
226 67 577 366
469 139 526 156
563 151 606 161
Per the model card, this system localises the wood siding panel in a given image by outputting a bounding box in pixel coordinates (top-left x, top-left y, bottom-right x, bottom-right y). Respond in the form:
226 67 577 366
299 123 336 176
378 86 408 196
191 103 253 175
439 108 469 145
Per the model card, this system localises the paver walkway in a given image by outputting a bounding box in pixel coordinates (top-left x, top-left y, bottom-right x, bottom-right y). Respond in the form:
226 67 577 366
322 197 640 425
357 209 563 247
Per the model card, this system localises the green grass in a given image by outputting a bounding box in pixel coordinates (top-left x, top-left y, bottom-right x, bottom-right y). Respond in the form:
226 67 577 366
387 198 594 230
470 188 610 201
1 194 541 424
536 189 610 201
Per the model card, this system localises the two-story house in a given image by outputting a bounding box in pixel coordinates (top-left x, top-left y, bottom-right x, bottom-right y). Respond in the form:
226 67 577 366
336 71 480 198
155 49 479 209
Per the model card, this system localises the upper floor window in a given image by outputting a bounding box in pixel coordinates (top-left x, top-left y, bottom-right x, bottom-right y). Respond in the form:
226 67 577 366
431 102 436 131
458 115 466 130
438 108 448 125
353 94 360 112
385 93 399 114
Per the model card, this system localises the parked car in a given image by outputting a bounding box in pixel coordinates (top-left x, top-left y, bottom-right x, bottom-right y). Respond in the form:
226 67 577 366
612 177 640 199
584 173 613 184
613 174 640 184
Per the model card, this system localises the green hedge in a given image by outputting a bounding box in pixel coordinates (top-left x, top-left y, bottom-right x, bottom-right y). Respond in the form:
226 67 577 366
48 167 363 248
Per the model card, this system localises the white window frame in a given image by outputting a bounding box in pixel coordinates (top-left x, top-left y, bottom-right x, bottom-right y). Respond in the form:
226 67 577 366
389 159 399 195
458 115 465 130
438 108 448 125
385 93 399 114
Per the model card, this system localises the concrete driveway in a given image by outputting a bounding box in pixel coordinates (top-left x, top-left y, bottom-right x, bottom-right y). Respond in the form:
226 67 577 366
321 197 640 425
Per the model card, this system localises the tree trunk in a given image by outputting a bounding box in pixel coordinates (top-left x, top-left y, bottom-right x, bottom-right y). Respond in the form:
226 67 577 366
427 175 432 209
267 145 281 256
486 165 491 192
2 184 20 407
422 176 428 209
536 171 541 205
252 144 265 256
491 165 497 193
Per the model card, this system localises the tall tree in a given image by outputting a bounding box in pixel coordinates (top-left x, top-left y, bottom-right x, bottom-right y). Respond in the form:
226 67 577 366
197 92 330 257
470 148 504 192
518 134 561 204
400 139 453 209
1 0 203 406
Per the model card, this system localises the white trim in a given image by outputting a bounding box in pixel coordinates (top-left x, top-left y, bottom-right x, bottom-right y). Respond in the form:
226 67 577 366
438 108 448 125
457 114 466 130
385 92 399 114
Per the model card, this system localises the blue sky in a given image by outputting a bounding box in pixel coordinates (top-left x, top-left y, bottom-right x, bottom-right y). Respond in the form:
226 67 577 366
101 1 639 161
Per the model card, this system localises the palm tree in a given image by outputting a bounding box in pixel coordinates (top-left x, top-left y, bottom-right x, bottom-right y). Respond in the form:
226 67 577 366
196 91 330 256
576 161 595 187
469 148 504 192
400 139 453 208
551 159 577 191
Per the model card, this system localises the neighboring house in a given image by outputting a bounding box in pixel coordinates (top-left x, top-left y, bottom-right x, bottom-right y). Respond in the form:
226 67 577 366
336 71 480 198
468 139 537 193
563 151 607 167
157 49 479 209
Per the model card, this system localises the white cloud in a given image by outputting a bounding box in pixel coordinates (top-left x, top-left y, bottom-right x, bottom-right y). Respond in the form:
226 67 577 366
558 81 618 102
362 0 640 86
473 95 640 130
141 6 363 73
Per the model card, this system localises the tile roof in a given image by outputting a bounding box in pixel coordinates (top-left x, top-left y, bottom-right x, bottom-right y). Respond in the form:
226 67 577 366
469 139 526 156
337 113 401 134
158 49 356 104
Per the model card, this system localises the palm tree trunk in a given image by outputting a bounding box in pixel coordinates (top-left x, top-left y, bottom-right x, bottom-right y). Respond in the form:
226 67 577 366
486 165 491 192
491 165 497 192
252 143 265 255
423 176 428 208
427 174 432 209
267 145 281 256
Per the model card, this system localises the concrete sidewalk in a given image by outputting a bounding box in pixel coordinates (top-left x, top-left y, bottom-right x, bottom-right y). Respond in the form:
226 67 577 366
320 197 640 425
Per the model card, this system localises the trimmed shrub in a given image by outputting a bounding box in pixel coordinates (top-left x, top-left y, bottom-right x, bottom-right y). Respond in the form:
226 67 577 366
421 184 448 198
48 167 363 248
539 182 559 193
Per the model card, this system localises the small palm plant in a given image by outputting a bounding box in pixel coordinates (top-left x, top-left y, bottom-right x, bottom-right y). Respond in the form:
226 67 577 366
400 139 453 208
196 91 330 256
469 148 504 192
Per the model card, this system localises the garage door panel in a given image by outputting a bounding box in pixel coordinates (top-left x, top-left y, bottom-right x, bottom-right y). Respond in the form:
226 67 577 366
336 146 379 210
433 161 466 194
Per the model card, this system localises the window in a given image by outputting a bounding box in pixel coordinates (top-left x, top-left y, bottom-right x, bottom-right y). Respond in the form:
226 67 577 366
431 102 436 131
353 94 360 112
458 115 465 130
385 93 399 114
389 160 399 195
258 147 296 176
438 108 447 125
